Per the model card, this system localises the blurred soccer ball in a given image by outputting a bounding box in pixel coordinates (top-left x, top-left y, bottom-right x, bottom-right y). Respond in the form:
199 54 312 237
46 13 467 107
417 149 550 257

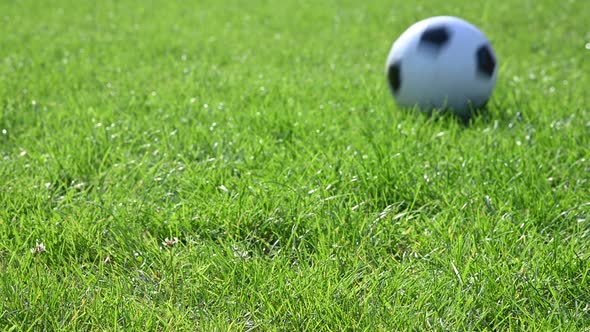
385 16 498 117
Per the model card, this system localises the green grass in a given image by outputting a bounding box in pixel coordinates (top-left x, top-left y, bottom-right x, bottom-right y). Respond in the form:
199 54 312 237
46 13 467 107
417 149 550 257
1 0 589 330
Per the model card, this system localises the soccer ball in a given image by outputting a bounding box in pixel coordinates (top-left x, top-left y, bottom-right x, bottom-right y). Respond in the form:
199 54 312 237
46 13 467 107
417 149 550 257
385 16 498 117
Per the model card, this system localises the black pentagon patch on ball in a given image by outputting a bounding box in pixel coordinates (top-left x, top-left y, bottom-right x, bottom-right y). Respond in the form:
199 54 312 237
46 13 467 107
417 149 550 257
387 61 401 94
476 44 496 77
418 25 451 54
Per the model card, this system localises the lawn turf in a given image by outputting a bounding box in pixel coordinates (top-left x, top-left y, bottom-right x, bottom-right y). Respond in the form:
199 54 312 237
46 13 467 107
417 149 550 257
1 0 589 330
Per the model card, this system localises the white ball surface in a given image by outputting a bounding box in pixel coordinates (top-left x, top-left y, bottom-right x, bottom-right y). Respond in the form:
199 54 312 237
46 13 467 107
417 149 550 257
385 16 498 116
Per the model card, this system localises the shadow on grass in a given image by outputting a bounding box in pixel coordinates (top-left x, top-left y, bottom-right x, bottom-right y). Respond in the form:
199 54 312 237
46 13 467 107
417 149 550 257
412 100 520 127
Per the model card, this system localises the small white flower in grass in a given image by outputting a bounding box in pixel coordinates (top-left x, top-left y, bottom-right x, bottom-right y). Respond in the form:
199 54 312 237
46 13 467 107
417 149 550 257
162 237 179 248
31 242 46 255
232 245 250 260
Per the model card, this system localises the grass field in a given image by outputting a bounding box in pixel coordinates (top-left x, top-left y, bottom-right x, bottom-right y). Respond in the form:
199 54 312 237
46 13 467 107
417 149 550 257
1 0 589 330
